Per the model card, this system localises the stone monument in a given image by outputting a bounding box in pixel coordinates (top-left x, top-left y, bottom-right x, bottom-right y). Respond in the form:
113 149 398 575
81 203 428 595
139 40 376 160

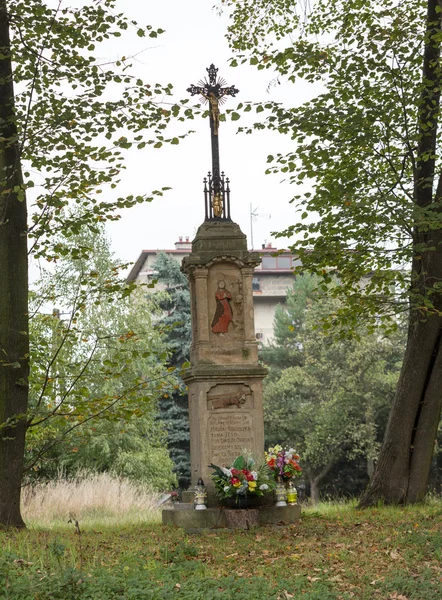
182 219 267 493
182 65 266 495
162 65 300 529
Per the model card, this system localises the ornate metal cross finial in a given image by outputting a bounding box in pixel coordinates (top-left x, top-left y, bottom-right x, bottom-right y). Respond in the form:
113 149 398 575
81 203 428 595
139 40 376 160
187 64 239 221
187 64 239 136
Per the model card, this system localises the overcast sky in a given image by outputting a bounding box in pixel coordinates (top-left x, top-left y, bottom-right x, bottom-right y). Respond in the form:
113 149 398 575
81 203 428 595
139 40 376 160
99 1 320 263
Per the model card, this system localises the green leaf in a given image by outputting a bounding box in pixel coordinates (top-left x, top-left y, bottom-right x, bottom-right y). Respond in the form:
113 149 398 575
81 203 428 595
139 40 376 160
232 455 246 469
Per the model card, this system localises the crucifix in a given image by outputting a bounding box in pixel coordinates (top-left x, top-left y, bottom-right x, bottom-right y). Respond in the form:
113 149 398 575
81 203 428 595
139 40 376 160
187 64 239 218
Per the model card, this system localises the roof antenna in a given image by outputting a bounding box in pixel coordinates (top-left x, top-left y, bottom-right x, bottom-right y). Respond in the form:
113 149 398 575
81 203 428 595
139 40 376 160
250 204 271 250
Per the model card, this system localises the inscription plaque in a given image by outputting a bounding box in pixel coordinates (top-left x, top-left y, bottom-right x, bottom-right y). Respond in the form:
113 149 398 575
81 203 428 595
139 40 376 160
208 413 255 466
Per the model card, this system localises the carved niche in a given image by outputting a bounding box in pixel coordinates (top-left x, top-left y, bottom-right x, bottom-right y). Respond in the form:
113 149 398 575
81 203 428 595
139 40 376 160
207 261 244 341
207 383 253 411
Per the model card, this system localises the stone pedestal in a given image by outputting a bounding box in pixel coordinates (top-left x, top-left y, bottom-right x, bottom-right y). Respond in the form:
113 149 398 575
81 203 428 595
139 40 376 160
181 220 267 498
162 503 301 533
184 364 267 495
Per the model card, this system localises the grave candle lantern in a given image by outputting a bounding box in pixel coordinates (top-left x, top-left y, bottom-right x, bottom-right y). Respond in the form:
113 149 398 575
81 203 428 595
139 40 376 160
194 478 207 510
286 480 298 505
275 477 287 507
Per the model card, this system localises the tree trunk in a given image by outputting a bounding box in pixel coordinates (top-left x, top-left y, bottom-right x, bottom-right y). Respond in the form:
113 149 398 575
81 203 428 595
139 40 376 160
309 477 320 505
365 397 376 479
360 313 442 506
307 460 335 505
0 0 29 528
360 0 442 507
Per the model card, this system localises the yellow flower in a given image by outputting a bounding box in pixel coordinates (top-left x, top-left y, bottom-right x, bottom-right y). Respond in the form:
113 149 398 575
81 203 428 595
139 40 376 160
248 481 257 490
233 481 242 488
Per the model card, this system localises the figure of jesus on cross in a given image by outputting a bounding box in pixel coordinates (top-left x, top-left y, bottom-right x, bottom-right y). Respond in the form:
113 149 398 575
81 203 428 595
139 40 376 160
187 64 239 136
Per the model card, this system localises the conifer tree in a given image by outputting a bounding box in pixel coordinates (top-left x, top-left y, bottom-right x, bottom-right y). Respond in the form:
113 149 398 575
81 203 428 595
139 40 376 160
260 274 319 375
153 253 191 488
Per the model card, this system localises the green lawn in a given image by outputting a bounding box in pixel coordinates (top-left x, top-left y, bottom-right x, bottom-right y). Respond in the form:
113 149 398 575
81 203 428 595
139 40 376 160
1 501 442 599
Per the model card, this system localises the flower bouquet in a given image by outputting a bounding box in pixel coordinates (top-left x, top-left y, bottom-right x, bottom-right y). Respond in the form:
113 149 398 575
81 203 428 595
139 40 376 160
266 445 302 481
209 454 276 508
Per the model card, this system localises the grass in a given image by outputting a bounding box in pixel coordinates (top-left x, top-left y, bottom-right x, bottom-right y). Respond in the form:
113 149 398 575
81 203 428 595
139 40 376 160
21 472 162 529
2 495 442 599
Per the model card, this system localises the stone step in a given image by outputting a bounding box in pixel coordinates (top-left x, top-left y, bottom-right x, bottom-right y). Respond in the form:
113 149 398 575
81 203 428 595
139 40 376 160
162 504 301 532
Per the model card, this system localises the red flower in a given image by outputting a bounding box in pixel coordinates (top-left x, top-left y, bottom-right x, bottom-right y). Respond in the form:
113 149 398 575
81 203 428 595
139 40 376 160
231 468 241 477
230 477 240 486
267 458 276 468
288 459 302 471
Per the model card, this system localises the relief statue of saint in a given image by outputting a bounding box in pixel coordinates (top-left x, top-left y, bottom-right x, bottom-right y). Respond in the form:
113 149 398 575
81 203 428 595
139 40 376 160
211 280 232 333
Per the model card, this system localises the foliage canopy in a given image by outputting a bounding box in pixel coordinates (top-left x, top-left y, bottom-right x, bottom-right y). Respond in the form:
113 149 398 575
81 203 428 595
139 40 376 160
225 0 432 329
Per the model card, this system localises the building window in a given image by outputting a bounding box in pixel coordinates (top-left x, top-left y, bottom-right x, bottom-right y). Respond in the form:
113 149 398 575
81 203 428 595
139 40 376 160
261 255 293 270
262 256 277 269
278 256 291 269
252 277 261 291
256 332 264 340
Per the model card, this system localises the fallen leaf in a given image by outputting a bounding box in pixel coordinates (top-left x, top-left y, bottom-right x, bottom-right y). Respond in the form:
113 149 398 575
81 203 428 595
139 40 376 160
13 559 33 567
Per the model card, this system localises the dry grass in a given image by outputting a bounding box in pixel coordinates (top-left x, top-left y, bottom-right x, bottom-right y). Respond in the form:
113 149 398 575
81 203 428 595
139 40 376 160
21 472 162 528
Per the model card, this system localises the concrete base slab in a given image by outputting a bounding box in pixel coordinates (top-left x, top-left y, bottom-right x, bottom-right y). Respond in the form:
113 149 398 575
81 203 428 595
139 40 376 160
162 504 301 532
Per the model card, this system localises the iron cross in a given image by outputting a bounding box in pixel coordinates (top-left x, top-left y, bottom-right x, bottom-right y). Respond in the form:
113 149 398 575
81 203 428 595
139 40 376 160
187 65 239 194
